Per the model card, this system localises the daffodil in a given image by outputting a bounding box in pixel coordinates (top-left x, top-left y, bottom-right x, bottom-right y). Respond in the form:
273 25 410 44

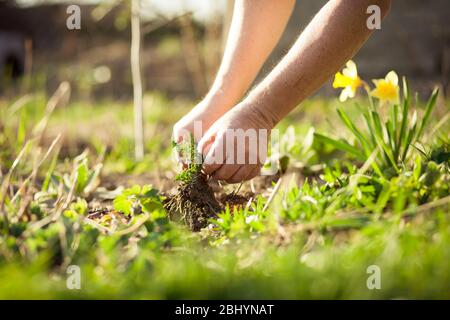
370 71 400 104
333 60 363 102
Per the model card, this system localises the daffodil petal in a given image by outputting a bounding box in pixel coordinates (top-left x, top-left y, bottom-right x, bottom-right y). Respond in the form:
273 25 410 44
370 88 380 99
343 60 358 78
333 72 352 88
339 90 348 102
385 71 398 85
339 87 354 102
346 87 356 98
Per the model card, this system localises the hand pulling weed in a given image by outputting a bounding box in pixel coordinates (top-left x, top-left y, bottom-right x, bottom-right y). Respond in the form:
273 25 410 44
164 136 221 231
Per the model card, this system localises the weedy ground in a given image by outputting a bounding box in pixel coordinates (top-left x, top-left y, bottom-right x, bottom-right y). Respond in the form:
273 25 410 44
0 81 449 299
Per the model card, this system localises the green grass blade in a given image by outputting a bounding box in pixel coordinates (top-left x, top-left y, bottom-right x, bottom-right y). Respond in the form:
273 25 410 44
42 151 59 192
314 133 366 161
337 108 373 155
372 112 399 171
416 87 439 141
391 104 399 158
362 112 377 148
401 112 418 161
398 77 410 156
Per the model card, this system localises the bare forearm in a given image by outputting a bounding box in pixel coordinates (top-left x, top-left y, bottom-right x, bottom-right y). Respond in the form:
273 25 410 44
207 0 295 111
246 0 391 127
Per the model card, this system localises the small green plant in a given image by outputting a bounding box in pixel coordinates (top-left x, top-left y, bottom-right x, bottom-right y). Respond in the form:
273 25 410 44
34 151 103 214
264 126 316 174
113 184 163 216
211 196 268 239
172 135 202 184
72 152 103 195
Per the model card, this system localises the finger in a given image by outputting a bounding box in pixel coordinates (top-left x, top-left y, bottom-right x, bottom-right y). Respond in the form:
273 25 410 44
246 166 262 181
202 135 225 175
173 143 186 166
175 153 190 167
173 126 191 144
173 127 194 165
176 147 190 166
212 163 241 182
197 132 215 156
226 165 254 184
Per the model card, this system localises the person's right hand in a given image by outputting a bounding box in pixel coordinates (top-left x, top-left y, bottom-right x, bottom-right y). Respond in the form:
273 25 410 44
197 101 273 183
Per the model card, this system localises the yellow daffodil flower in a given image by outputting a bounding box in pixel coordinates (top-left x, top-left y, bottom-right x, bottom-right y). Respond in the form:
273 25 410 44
333 60 363 102
370 71 400 104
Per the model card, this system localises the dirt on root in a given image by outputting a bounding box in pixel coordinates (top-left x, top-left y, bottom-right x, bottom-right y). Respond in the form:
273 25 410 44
164 172 222 231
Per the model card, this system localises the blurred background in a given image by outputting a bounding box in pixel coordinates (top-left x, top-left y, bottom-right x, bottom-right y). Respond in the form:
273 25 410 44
0 0 449 102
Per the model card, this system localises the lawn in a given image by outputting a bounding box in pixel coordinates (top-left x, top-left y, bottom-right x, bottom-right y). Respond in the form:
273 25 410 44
0 70 449 299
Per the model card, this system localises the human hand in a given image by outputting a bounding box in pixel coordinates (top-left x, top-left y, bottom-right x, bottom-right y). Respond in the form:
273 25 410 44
197 102 274 183
173 97 229 144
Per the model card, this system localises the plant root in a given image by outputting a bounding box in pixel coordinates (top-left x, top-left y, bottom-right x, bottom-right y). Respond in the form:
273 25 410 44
164 172 221 231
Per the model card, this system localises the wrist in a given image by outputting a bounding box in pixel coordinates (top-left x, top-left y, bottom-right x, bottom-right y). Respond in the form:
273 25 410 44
241 94 279 129
196 90 231 114
204 78 247 112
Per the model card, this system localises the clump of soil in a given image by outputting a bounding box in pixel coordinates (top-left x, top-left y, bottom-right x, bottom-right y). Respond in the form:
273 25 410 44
219 192 254 210
164 171 222 231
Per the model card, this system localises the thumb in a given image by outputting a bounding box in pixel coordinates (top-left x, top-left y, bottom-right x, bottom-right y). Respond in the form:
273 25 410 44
199 133 225 175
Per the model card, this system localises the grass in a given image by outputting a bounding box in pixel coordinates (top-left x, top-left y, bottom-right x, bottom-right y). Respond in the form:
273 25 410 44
0 77 449 299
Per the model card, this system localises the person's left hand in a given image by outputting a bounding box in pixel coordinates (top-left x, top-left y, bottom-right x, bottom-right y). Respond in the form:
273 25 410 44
197 102 273 183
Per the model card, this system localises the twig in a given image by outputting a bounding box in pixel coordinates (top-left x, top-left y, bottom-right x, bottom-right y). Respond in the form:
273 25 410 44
179 14 208 97
7 94 33 117
389 195 450 218
427 111 450 139
263 178 282 211
33 82 70 146
131 0 145 161
141 12 192 35
26 169 78 233
114 213 150 236
11 134 61 206
80 216 112 234
0 140 31 225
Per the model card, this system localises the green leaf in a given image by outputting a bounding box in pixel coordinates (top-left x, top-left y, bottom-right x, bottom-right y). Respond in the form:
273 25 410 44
401 112 418 161
413 154 422 181
142 185 159 198
113 195 132 216
141 199 163 213
362 111 377 148
398 77 411 156
314 133 365 161
42 151 59 192
390 104 399 158
337 108 373 153
416 87 439 141
371 112 398 171
76 161 89 193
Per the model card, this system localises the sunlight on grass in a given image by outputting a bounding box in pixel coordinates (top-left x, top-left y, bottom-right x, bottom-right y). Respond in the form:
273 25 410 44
0 68 449 298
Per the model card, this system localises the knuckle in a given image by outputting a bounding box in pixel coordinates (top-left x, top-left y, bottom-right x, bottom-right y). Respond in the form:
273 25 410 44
203 163 220 175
